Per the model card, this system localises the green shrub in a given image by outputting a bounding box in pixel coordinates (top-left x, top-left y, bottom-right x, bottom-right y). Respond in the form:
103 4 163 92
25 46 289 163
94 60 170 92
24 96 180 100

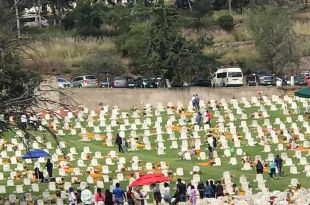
218 14 234 31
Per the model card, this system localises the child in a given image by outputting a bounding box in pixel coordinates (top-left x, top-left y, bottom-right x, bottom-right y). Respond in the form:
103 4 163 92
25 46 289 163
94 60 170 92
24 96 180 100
269 161 276 178
124 138 129 152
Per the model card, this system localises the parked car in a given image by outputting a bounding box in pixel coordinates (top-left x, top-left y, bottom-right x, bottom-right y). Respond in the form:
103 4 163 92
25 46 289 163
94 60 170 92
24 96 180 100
127 77 137 88
112 76 128 88
247 72 274 86
100 79 112 88
273 77 288 86
247 75 258 86
212 67 243 87
293 75 307 86
257 75 274 86
191 79 212 87
71 75 99 88
21 14 49 27
136 77 156 88
57 77 71 88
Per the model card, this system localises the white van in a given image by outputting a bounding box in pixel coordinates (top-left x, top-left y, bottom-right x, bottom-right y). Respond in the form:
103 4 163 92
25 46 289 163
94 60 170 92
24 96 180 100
212 67 244 87
21 15 49 27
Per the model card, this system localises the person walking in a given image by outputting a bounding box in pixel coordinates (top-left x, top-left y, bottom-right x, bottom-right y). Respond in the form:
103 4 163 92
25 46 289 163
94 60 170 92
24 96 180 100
195 94 200 110
105 189 113 205
197 180 205 199
115 134 124 153
176 178 187 202
212 136 217 150
81 186 92 205
195 112 202 125
67 187 77 205
192 95 197 110
210 180 216 198
205 181 214 198
269 160 276 179
152 184 162 205
256 160 264 174
206 110 212 126
133 187 148 205
214 181 224 198
45 159 53 178
207 143 214 159
162 182 171 203
113 183 126 205
188 185 196 205
95 188 105 205
126 187 135 205
124 138 129 152
275 155 283 178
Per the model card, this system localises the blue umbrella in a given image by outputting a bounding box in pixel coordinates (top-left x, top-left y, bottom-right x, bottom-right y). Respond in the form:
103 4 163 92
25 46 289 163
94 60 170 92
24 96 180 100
22 149 49 159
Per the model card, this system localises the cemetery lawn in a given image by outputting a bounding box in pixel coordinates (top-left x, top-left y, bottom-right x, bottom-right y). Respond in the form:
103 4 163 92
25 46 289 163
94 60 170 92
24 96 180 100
1 101 309 198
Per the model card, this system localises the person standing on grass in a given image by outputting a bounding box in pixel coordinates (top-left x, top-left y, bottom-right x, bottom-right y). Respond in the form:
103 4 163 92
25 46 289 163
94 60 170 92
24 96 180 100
124 138 129 152
205 181 214 198
67 187 77 205
115 134 124 153
162 182 171 203
214 181 224 198
105 189 113 205
195 94 200 110
256 160 264 174
126 187 135 205
192 95 197 110
210 180 216 198
212 136 217 150
195 112 202 125
269 160 276 179
113 183 126 205
95 188 105 205
207 143 214 159
188 185 196 205
152 184 162 205
45 159 53 178
176 178 187 202
206 110 212 126
275 155 283 178
197 180 205 199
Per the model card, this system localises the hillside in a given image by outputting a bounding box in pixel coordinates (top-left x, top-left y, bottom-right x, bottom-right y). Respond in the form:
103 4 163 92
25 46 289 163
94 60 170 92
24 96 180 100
20 1 310 81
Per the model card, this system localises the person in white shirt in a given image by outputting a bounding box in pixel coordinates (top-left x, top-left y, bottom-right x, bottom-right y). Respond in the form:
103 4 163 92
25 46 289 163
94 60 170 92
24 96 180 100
161 182 171 203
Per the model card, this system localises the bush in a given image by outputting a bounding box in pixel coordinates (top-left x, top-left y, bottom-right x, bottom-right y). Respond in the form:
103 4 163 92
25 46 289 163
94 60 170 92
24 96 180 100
218 14 234 31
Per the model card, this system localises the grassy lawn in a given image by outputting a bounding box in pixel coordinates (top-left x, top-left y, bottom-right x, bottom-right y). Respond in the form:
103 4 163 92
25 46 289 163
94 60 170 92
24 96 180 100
0 96 309 202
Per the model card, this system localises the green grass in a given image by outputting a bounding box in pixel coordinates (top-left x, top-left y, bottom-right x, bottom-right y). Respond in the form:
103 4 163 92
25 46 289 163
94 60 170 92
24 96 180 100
0 98 309 203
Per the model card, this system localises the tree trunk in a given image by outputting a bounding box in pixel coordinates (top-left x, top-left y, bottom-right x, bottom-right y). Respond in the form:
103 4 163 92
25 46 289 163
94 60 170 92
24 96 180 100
57 0 62 26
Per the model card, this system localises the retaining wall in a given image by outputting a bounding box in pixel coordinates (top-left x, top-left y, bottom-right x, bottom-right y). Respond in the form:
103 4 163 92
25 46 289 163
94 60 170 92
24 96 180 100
60 87 288 110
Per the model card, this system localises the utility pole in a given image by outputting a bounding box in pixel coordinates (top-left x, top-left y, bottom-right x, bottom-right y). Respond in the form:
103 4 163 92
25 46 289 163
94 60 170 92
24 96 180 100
228 0 232 15
14 0 21 38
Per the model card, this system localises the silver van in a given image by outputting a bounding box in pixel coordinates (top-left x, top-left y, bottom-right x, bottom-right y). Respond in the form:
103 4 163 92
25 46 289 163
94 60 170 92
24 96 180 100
71 75 99 88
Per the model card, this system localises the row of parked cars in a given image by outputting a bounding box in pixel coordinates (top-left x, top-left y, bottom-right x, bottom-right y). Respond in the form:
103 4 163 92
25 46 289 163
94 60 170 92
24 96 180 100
247 72 310 86
57 72 310 89
57 75 163 88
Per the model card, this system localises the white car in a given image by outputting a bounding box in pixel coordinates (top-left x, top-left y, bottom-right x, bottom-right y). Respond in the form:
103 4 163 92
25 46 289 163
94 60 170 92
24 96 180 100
22 15 49 27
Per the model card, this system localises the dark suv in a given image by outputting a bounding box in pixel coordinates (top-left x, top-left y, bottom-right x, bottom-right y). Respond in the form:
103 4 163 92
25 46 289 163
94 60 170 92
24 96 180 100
136 77 156 88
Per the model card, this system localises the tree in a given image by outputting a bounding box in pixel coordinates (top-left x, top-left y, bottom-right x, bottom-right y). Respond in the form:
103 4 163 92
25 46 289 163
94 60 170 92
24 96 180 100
73 0 105 36
191 0 213 30
0 0 72 149
246 5 299 74
231 0 250 13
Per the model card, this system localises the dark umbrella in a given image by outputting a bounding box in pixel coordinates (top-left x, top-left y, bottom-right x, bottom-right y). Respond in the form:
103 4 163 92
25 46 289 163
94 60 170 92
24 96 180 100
22 149 50 159
129 174 170 188
295 86 310 98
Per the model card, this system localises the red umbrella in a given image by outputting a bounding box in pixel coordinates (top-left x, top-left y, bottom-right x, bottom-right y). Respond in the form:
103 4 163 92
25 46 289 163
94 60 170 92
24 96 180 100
129 174 170 188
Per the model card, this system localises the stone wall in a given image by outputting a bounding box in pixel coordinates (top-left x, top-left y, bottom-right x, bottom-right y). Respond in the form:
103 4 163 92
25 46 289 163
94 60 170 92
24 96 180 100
60 87 287 110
